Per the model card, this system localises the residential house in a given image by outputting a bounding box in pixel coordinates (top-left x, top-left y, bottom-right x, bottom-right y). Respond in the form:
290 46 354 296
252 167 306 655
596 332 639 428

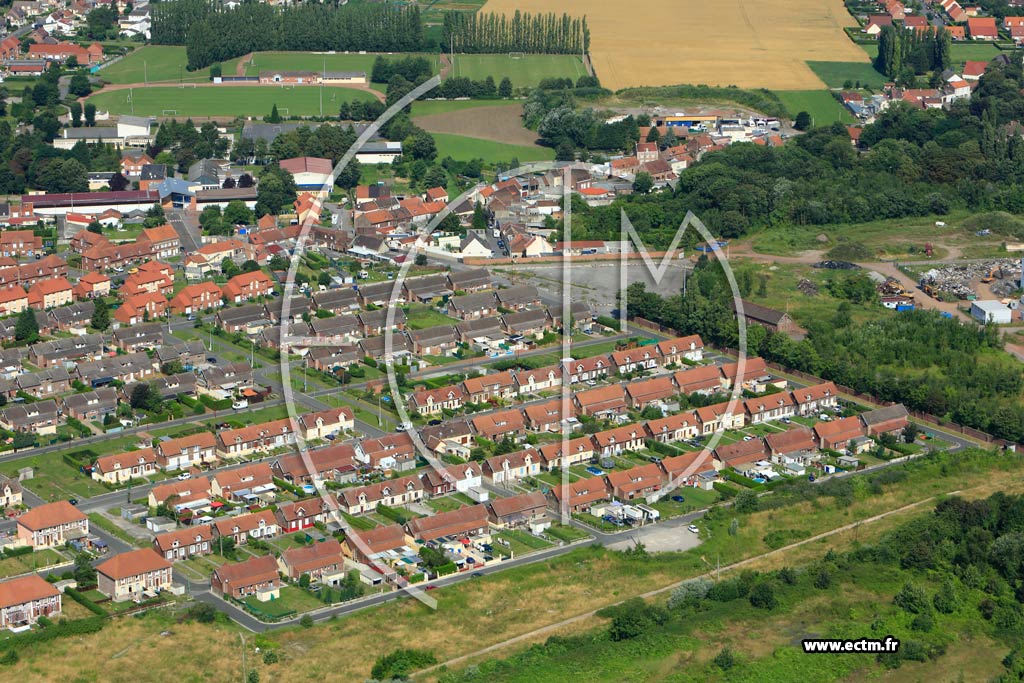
610 347 661 375
409 384 466 416
92 448 158 484
550 476 610 513
538 437 595 471
297 407 354 441
592 424 646 458
216 420 295 459
344 524 409 566
462 370 517 404
279 539 344 582
0 574 61 628
713 439 769 473
695 401 746 435
493 285 541 311
0 229 42 258
0 286 29 316
222 271 274 303
573 384 627 418
405 504 489 542
275 498 331 533
813 416 866 452
743 392 797 424
447 291 498 320
137 224 180 259
215 304 271 334
673 365 725 395
645 411 700 444
514 365 562 396
0 474 23 509
735 300 801 337
483 448 541 485
270 443 358 485
211 555 281 600
418 464 481 497
209 463 275 500
563 355 612 384
213 510 279 545
447 267 491 293
73 272 112 301
406 324 458 356
170 282 224 315
0 399 61 435
49 301 94 332
62 388 117 422
155 432 218 471
625 376 677 410
500 308 550 338
860 404 910 437
522 398 574 433
968 16 998 38
606 463 666 500
112 323 164 352
764 426 818 461
660 451 707 487
337 475 423 515
27 277 73 309
471 408 526 441
356 432 417 472
16 500 88 548
153 525 213 561
655 335 705 364
791 381 840 416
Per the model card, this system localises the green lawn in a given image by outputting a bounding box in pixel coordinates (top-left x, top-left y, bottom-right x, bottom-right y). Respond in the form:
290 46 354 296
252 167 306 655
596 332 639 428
806 61 886 89
0 444 139 501
431 132 554 162
87 85 378 117
775 90 854 125
411 99 515 116
238 51 440 78
424 496 466 513
100 46 213 84
405 304 459 331
495 529 553 557
950 42 1003 62
244 586 322 619
449 54 585 88
543 524 590 543
0 549 64 578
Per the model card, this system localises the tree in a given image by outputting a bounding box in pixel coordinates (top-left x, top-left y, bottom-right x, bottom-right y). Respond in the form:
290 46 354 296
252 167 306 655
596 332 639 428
241 260 260 273
555 140 575 161
422 165 447 190
749 581 778 610
222 176 236 189
414 253 427 266
84 102 96 127
734 489 759 513
15 308 38 342
73 552 96 585
814 567 832 589
222 200 254 226
298 573 311 588
68 71 92 98
92 298 110 331
129 383 161 412
632 171 654 194
405 131 437 162
255 166 297 217
713 647 736 671
471 202 487 231
210 63 222 80
902 423 920 443
108 172 129 192
334 158 361 190
87 220 103 235
267 104 282 123
69 101 82 127
371 649 437 681
238 173 254 188
933 576 958 614
498 76 513 98
646 126 660 143
794 111 812 131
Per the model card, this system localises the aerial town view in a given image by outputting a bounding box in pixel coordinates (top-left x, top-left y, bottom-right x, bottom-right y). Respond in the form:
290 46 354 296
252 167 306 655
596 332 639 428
0 0 1021 681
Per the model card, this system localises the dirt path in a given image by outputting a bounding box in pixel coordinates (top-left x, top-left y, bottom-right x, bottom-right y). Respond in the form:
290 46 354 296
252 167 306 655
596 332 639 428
417 492 949 677
235 52 254 77
82 79 387 105
439 53 451 80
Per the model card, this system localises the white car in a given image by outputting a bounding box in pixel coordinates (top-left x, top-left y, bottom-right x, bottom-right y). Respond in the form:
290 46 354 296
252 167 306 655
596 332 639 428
177 472 191 481
687 525 699 534
742 436 754 442
396 421 414 432
232 400 249 410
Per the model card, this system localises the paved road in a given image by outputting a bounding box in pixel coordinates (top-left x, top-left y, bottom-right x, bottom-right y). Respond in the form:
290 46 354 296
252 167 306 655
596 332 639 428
168 210 202 254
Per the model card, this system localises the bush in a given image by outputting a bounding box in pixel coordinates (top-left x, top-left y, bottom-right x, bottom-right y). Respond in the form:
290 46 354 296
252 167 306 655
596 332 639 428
734 489 760 513
65 587 106 616
262 650 279 665
371 648 437 680
713 647 736 671
299 614 314 628
598 598 670 641
749 581 778 610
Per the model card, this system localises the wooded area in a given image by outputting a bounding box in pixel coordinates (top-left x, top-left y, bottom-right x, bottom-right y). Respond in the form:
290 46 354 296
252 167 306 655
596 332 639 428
151 0 426 70
442 11 589 55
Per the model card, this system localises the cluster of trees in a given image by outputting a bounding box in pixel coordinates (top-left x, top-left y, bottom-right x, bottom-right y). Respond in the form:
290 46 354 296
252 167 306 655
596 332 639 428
370 56 433 85
442 11 588 54
255 164 298 218
558 57 1024 245
338 99 387 123
151 0 426 70
435 75 513 100
83 6 120 40
875 25 952 81
624 259 1024 441
198 201 254 236
150 118 229 172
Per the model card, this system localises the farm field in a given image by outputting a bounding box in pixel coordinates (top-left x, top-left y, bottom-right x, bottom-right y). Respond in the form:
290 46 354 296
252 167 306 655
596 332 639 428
431 132 555 162
775 89 854 124
411 99 515 116
482 0 866 90
806 60 887 88
99 46 212 84
234 51 441 78
86 85 378 117
413 103 539 146
449 53 585 88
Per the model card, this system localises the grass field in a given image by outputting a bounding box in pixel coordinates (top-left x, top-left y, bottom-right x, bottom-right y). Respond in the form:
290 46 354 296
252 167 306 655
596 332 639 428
414 102 538 147
412 99 516 116
775 90 854 124
859 41 1003 65
450 54 584 88
806 60 887 88
100 46 212 84
87 85 378 117
431 132 554 162
482 0 865 90
405 304 460 331
237 51 441 78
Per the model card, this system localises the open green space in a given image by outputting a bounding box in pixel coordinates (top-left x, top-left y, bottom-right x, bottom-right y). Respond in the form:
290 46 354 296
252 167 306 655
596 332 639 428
244 586 323 619
774 90 854 125
449 53 585 88
806 60 886 89
423 496 466 513
495 528 553 557
100 46 213 84
0 549 64 578
430 132 555 162
87 85 378 117
950 42 1003 62
404 304 459 331
237 51 440 78
0 445 135 501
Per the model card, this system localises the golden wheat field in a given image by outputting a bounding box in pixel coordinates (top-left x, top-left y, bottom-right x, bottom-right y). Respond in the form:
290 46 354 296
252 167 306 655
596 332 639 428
482 0 868 90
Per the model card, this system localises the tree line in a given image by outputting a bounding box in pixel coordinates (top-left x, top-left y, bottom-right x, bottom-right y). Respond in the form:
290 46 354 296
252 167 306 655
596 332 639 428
875 24 952 81
152 0 426 70
442 11 588 54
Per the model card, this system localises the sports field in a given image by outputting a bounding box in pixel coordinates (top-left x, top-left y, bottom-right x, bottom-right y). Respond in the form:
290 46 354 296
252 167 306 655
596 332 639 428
100 46 212 84
449 53 585 87
775 90 854 125
86 85 378 117
431 132 555 162
235 51 441 78
482 0 867 90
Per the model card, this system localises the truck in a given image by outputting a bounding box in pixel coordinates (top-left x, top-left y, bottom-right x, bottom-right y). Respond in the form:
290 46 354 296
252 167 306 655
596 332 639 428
635 504 660 521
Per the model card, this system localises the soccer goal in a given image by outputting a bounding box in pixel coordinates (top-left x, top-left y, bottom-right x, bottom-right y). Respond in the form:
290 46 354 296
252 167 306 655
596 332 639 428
162 109 178 116
178 82 197 88
508 51 525 60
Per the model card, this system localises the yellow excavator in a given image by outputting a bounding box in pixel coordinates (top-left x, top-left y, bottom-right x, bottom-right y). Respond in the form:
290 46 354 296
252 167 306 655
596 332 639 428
981 266 1003 284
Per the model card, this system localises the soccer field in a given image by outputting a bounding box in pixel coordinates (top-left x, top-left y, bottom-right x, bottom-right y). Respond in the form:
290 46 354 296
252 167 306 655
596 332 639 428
449 54 585 87
100 46 212 84
238 51 441 78
87 85 378 117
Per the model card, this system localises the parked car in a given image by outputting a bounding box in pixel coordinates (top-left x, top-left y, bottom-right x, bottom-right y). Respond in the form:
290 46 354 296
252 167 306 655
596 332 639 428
206 356 218 364
687 524 699 533
232 400 249 410
742 436 754 442
177 472 191 481
671 495 685 503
